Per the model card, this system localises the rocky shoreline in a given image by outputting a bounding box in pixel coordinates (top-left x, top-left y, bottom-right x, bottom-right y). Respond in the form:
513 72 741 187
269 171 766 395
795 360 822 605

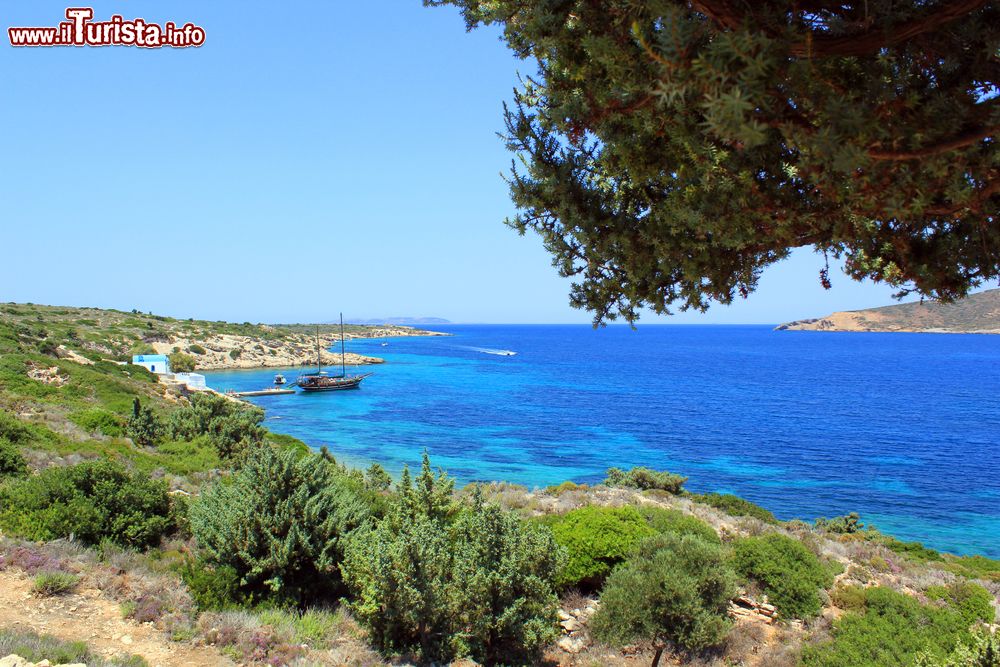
150 327 446 371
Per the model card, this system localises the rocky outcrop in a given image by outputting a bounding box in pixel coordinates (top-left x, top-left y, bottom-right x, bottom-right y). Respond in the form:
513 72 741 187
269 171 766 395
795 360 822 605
150 333 384 371
729 593 779 624
777 288 1000 333
556 599 600 654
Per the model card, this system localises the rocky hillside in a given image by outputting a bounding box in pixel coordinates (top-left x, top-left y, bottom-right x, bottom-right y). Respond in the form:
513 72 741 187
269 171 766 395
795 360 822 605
0 303 445 370
776 288 1000 334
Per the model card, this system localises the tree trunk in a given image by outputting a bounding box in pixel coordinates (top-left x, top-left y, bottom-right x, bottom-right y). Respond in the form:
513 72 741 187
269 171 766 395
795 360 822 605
650 646 664 667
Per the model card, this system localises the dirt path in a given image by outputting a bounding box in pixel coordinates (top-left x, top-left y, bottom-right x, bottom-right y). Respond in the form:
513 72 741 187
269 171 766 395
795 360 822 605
0 570 231 667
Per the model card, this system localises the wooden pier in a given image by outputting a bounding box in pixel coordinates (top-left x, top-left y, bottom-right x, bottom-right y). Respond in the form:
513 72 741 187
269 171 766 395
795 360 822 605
228 388 296 398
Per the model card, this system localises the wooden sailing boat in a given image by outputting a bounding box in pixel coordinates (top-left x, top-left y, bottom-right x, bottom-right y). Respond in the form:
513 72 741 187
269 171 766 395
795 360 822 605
296 314 373 392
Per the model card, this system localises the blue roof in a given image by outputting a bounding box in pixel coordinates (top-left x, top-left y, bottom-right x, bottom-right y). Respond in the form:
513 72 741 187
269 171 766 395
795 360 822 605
132 354 169 363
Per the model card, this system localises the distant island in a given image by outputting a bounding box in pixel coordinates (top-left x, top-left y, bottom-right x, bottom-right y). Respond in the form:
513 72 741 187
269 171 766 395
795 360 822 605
344 316 452 325
776 288 1000 334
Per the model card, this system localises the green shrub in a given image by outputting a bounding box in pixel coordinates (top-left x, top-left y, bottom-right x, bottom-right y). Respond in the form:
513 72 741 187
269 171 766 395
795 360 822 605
731 533 833 619
343 457 562 665
878 535 945 563
70 409 124 437
168 351 197 373
916 627 1000 667
166 393 265 462
191 446 373 606
604 466 687 494
592 534 736 660
0 458 172 549
32 571 80 596
815 512 864 534
187 344 207 355
543 505 655 590
179 557 245 610
802 587 971 667
638 506 720 544
545 480 583 495
0 409 33 445
945 555 1000 583
364 462 392 492
0 627 148 667
0 438 28 479
229 348 242 360
694 492 779 524
831 584 868 612
125 398 163 448
926 581 996 625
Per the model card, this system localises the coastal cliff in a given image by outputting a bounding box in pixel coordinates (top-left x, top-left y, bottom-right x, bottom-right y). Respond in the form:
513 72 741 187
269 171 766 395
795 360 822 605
776 288 1000 334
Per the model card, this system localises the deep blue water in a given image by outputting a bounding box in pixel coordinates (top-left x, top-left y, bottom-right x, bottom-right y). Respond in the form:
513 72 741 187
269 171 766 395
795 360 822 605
203 325 1000 558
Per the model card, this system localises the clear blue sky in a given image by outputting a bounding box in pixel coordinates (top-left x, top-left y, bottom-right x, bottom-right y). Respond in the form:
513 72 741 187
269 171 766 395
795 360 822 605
1 1 933 324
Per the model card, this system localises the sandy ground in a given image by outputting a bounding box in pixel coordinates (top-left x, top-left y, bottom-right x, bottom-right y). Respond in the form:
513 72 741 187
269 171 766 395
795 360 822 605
0 570 231 667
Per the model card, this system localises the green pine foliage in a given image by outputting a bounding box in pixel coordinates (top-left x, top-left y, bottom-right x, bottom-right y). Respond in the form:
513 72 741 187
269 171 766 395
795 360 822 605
802 587 972 667
165 392 265 462
541 505 655 590
0 438 28 479
428 1 1000 323
449 492 563 664
342 454 563 665
0 458 173 549
730 533 834 619
125 398 163 448
191 446 373 606
592 534 736 663
604 466 687 494
364 462 393 492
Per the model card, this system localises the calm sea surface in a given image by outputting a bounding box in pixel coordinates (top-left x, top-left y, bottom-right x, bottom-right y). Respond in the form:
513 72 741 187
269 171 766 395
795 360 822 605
202 325 1000 558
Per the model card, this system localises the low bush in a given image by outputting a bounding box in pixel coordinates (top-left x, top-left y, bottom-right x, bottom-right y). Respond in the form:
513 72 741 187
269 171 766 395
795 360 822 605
187 344 207 355
926 581 996 625
0 627 148 667
604 466 687 494
166 393 265 462
168 351 197 373
592 534 736 659
694 492 779 524
731 533 834 619
830 584 868 612
638 506 720 544
32 571 80 596
0 438 28 479
944 555 1000 583
542 505 655 590
815 512 864 534
0 409 33 445
0 458 173 549
343 458 562 665
916 627 1000 667
179 557 245 611
801 586 971 667
126 398 163 448
191 446 373 606
70 408 124 437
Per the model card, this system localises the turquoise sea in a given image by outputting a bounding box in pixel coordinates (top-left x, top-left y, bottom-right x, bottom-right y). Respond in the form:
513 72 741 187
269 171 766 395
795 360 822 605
202 325 1000 558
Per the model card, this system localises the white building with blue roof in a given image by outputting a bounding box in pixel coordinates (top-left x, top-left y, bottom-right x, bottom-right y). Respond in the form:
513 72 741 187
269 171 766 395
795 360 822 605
131 354 171 375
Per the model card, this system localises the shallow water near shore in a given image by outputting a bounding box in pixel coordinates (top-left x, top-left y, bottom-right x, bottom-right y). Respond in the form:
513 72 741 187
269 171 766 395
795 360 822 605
203 325 1000 558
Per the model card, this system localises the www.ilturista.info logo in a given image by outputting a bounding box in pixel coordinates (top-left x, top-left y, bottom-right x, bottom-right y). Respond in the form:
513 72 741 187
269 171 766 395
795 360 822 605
8 8 205 48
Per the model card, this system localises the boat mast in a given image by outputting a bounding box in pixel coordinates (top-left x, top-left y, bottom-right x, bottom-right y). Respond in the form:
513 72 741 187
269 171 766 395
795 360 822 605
340 313 346 377
316 326 322 374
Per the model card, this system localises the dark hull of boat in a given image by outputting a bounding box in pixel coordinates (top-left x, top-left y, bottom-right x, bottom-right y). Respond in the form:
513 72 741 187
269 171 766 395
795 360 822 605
297 373 372 392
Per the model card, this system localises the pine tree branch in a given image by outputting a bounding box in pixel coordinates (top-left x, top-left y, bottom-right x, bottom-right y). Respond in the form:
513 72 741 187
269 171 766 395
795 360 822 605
689 0 988 58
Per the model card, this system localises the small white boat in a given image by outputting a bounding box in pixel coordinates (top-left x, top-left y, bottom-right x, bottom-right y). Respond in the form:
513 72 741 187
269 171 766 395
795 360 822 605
273 374 286 385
